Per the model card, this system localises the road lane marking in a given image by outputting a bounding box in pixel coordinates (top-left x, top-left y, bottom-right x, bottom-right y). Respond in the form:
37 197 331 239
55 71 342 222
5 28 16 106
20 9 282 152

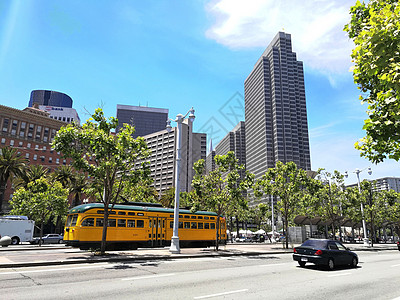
194 289 249 299
121 273 175 281
258 263 288 267
327 272 352 278
0 264 110 275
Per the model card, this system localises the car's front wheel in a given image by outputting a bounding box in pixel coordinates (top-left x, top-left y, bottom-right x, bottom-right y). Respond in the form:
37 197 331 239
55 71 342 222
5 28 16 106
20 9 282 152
327 258 335 270
351 257 358 268
298 261 306 267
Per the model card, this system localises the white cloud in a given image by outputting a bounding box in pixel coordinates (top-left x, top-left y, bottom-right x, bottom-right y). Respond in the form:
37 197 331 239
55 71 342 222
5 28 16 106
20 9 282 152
205 0 355 75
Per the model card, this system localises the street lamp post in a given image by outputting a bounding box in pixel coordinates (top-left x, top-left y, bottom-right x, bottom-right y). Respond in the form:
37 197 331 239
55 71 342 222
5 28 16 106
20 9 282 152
167 107 195 254
345 167 372 246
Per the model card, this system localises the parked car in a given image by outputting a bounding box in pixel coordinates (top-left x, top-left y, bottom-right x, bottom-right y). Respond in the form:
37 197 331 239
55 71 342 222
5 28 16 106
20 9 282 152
293 239 358 270
397 241 400 251
0 235 11 247
30 234 64 244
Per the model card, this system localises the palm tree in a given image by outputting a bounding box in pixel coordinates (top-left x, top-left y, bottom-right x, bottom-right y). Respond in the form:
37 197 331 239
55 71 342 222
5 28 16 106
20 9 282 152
14 165 48 189
0 147 27 213
70 172 88 207
51 165 74 189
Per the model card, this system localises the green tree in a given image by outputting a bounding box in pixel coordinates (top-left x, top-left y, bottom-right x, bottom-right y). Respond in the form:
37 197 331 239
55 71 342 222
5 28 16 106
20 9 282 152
191 151 253 250
344 0 400 162
121 177 159 204
315 170 346 239
257 161 309 249
69 172 89 207
52 108 150 254
51 165 74 189
14 165 49 190
10 177 69 245
0 147 27 213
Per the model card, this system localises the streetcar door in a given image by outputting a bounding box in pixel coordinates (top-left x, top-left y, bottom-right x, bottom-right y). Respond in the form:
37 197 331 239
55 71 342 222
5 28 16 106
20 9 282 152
149 217 166 247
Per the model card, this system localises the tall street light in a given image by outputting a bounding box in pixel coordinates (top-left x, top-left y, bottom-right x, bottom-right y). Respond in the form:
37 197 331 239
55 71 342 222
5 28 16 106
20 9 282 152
345 167 372 246
167 107 195 254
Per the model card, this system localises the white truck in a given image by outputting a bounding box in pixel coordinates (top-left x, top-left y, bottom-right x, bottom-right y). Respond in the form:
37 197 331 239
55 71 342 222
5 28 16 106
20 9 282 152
0 216 35 245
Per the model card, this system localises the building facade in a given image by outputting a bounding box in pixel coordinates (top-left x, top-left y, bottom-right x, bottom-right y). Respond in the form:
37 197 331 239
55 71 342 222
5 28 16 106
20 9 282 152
244 32 311 183
116 105 168 138
0 104 72 212
142 119 206 195
29 90 73 108
347 177 400 193
206 121 246 175
39 105 81 125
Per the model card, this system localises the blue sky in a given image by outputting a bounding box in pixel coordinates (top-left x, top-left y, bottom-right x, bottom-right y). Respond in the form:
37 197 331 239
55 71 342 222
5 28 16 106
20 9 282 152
0 0 398 184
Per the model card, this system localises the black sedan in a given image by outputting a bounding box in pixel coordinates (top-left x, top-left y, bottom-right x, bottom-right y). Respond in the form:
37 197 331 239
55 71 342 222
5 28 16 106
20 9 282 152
293 239 358 270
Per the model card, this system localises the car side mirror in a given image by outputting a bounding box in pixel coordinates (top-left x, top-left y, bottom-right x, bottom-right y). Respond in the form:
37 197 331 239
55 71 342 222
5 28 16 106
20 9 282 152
346 247 350 251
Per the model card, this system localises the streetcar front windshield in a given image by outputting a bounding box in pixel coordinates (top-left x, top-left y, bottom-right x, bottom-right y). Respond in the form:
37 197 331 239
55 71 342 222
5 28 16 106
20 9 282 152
66 214 78 227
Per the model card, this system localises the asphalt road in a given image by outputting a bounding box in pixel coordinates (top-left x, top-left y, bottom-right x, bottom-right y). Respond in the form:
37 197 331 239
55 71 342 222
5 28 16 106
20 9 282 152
1 251 400 299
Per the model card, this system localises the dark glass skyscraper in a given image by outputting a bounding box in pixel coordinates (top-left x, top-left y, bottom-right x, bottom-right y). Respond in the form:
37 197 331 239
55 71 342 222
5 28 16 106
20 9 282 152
29 90 73 108
116 105 168 138
245 32 311 181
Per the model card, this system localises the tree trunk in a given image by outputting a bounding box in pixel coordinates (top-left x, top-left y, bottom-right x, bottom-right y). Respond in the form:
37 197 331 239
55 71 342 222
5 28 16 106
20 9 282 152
39 222 44 247
100 210 109 255
0 183 6 214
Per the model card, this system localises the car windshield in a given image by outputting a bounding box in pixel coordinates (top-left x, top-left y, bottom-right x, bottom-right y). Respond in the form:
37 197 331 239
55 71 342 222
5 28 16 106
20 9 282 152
301 239 327 249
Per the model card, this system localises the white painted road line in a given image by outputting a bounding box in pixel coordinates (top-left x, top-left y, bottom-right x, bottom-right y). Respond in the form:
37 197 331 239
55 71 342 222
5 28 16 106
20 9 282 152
194 289 249 299
0 264 110 275
121 273 176 281
327 272 352 278
258 263 288 267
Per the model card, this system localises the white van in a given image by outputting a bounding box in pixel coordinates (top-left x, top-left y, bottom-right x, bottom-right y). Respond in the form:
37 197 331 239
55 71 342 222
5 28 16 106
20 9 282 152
0 216 35 245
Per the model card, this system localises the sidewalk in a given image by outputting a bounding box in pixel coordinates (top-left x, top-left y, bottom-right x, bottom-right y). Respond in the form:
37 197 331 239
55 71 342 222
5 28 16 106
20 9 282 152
0 242 397 269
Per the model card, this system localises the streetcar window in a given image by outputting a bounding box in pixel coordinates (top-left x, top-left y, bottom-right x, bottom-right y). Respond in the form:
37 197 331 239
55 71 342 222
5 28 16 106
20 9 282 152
198 223 204 229
127 220 135 227
210 217 215 220
179 222 183 228
170 215 174 218
179 215 183 218
149 219 152 228
204 217 209 220
184 215 189 219
81 218 94 227
128 212 135 216
97 210 104 214
118 219 126 227
204 223 210 229
66 214 77 226
137 220 144 228
191 222 197 229
184 222 190 229
109 211 116 215
108 219 116 227
118 211 126 215
191 216 196 219
137 213 144 216
71 215 78 227
170 221 173 228
211 223 215 229
96 218 104 227
198 216 203 219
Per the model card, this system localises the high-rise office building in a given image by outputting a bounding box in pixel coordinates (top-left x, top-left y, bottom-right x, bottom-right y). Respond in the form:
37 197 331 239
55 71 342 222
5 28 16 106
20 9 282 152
206 121 246 176
142 119 206 195
116 105 168 138
245 32 311 183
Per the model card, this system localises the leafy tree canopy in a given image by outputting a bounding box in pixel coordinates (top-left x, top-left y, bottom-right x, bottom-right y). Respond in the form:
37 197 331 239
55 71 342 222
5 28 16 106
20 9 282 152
344 0 400 162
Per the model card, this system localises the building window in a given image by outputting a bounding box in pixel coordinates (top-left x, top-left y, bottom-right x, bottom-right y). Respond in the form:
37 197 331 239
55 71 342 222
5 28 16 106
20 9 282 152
33 154 37 161
25 153 29 159
2 118 9 132
56 158 60 164
11 120 18 136
63 159 66 165
35 145 39 150
1 138 5 145
27 143 31 148
40 156 45 162
43 127 49 143
28 124 34 139
35 126 42 141
18 141 23 147
10 140 14 146
49 157 52 163
19 122 26 138
42 146 46 152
